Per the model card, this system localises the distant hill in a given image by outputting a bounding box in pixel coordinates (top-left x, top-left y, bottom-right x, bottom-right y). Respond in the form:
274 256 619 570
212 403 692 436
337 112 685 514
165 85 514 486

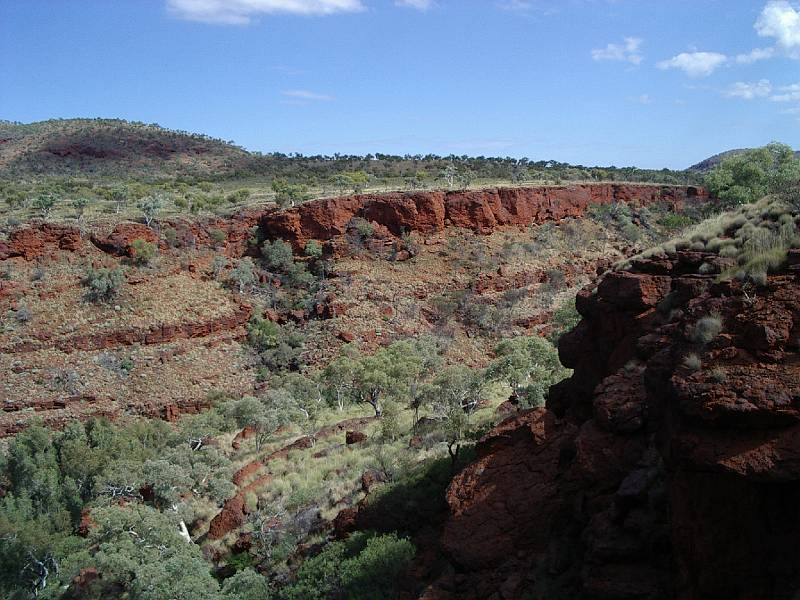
0 118 702 186
0 119 253 180
689 148 800 172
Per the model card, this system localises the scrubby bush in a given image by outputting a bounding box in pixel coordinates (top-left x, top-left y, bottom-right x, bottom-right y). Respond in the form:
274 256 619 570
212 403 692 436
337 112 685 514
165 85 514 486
248 316 306 374
659 213 694 230
14 304 31 323
211 255 228 279
282 532 414 600
209 228 227 245
351 217 375 240
262 239 295 273
272 179 309 208
226 188 252 204
304 239 323 259
82 267 124 303
229 257 257 293
129 238 156 265
137 194 163 227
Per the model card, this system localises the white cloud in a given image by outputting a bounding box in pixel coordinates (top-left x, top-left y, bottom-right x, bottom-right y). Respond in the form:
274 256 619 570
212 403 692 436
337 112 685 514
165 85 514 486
281 89 334 101
724 79 773 99
755 0 800 58
629 94 652 104
396 0 433 9
656 52 727 77
591 37 643 65
735 47 776 63
167 0 364 24
770 83 800 101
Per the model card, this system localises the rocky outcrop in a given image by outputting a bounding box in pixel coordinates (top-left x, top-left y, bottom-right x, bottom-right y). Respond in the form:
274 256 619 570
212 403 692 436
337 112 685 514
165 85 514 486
0 223 83 260
261 184 708 250
91 223 159 257
432 247 800 599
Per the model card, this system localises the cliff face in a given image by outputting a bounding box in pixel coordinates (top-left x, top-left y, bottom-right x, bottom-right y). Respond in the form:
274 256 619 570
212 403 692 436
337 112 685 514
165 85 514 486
1 184 706 262
434 247 800 599
261 184 708 249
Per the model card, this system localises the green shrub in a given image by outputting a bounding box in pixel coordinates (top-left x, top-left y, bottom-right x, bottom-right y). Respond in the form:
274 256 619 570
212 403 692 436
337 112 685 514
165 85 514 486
226 189 252 204
209 228 227 245
82 267 124 303
129 239 156 265
282 532 414 600
351 217 375 239
229 257 256 293
262 239 295 272
304 239 323 259
659 213 694 230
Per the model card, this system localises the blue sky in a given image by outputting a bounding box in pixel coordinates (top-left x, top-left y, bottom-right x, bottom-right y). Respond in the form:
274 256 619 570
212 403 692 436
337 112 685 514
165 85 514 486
1 0 798 169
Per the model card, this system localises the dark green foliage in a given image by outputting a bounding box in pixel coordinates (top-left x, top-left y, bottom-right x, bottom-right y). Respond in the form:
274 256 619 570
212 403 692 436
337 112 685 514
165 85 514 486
0 416 239 599
485 336 568 408
261 238 318 290
658 212 694 230
281 532 414 600
81 266 124 303
261 239 295 273
350 217 375 239
706 142 800 207
248 317 306 374
357 455 467 536
32 192 56 218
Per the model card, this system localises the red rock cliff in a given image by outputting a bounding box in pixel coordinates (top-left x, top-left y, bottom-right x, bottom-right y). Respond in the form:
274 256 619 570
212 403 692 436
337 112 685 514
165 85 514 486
261 184 708 249
1 185 707 261
432 246 800 599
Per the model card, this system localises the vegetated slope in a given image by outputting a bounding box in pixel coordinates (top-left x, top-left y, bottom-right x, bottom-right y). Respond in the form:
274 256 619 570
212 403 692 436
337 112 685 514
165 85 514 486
0 118 703 186
689 148 800 172
0 184 706 436
425 195 800 599
0 119 253 180
0 183 717 598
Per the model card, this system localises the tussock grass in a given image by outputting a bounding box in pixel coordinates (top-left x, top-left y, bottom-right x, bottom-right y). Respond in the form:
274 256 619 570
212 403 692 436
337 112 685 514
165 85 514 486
683 353 702 371
623 196 799 285
691 312 723 344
